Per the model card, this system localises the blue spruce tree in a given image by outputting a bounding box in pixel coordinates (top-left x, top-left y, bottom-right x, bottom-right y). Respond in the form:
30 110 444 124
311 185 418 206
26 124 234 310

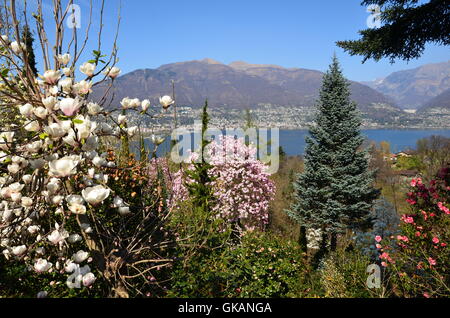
286 55 379 253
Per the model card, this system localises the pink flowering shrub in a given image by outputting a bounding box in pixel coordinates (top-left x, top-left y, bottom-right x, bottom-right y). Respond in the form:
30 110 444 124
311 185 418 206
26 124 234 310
376 168 450 297
171 136 276 231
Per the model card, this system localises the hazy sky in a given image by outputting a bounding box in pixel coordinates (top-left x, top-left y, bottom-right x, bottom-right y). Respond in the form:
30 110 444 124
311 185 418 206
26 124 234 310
33 0 449 81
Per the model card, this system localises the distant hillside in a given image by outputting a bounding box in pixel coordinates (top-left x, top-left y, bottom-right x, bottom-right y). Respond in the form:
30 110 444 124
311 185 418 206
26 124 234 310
418 88 450 112
364 61 450 109
93 58 401 119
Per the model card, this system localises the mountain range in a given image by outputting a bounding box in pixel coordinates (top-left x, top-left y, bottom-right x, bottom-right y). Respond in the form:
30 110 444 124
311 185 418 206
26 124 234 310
94 58 450 118
363 60 450 110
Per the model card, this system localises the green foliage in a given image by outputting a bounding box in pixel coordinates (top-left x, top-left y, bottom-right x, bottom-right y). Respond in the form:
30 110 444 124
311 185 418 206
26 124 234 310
395 155 424 171
286 56 379 251
383 169 450 297
225 231 307 298
0 258 105 298
184 100 215 212
337 0 450 62
319 249 382 298
166 200 232 297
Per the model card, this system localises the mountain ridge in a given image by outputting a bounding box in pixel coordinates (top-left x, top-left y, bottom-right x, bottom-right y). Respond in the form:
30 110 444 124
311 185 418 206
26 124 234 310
94 58 399 120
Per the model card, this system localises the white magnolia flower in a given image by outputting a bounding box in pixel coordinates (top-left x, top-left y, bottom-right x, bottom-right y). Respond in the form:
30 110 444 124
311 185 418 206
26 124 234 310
8 182 23 194
73 250 89 263
62 67 72 77
0 131 14 150
52 195 64 205
59 97 81 116
80 223 93 233
72 115 93 140
58 77 73 93
79 62 96 77
103 66 121 79
1 34 9 43
127 126 138 137
141 99 151 112
118 206 131 216
34 258 53 273
48 229 68 245
73 80 93 95
87 102 102 115
7 163 20 174
19 103 34 118
10 192 22 203
49 85 59 95
25 140 43 153
27 224 40 234
49 155 81 177
33 106 48 119
81 185 110 206
68 234 82 244
159 95 174 109
24 120 40 132
66 194 84 206
45 122 67 139
120 97 133 109
42 96 58 111
113 196 124 207
10 41 25 54
29 158 46 170
130 98 141 108
151 134 165 146
11 245 27 256
40 70 61 85
82 272 96 287
47 178 61 193
22 174 33 184
68 203 86 215
92 156 106 167
57 53 71 65
118 114 126 125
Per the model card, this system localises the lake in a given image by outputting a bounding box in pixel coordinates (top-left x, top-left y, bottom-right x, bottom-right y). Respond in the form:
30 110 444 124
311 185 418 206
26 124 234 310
137 129 450 157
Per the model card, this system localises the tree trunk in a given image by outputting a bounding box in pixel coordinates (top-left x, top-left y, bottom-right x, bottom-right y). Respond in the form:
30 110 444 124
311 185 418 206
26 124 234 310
330 233 337 252
299 225 308 255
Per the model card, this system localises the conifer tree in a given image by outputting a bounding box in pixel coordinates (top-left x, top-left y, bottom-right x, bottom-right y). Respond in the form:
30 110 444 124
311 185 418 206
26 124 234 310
21 26 38 76
286 56 379 253
185 99 215 212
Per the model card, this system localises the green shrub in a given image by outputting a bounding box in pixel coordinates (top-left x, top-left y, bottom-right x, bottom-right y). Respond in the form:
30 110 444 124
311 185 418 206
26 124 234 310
318 249 390 298
224 231 307 298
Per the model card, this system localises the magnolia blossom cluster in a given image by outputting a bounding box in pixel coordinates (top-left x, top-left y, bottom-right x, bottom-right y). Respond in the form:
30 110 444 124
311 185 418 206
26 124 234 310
171 136 275 231
0 50 153 290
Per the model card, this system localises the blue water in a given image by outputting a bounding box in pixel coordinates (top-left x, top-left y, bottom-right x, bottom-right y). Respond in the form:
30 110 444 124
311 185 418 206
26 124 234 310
136 129 450 157
279 129 450 156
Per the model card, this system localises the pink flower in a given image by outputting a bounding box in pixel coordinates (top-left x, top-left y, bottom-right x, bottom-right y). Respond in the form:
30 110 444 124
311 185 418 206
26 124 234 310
441 243 447 247
401 215 414 224
410 178 417 187
375 244 382 249
379 252 389 260
381 262 387 267
437 202 450 215
423 292 430 298
375 235 382 242
397 235 409 242
428 257 437 266
59 98 81 116
432 237 439 244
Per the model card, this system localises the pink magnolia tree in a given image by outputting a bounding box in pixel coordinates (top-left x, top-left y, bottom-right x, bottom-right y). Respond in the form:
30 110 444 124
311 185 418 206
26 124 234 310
171 136 276 232
375 168 450 297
